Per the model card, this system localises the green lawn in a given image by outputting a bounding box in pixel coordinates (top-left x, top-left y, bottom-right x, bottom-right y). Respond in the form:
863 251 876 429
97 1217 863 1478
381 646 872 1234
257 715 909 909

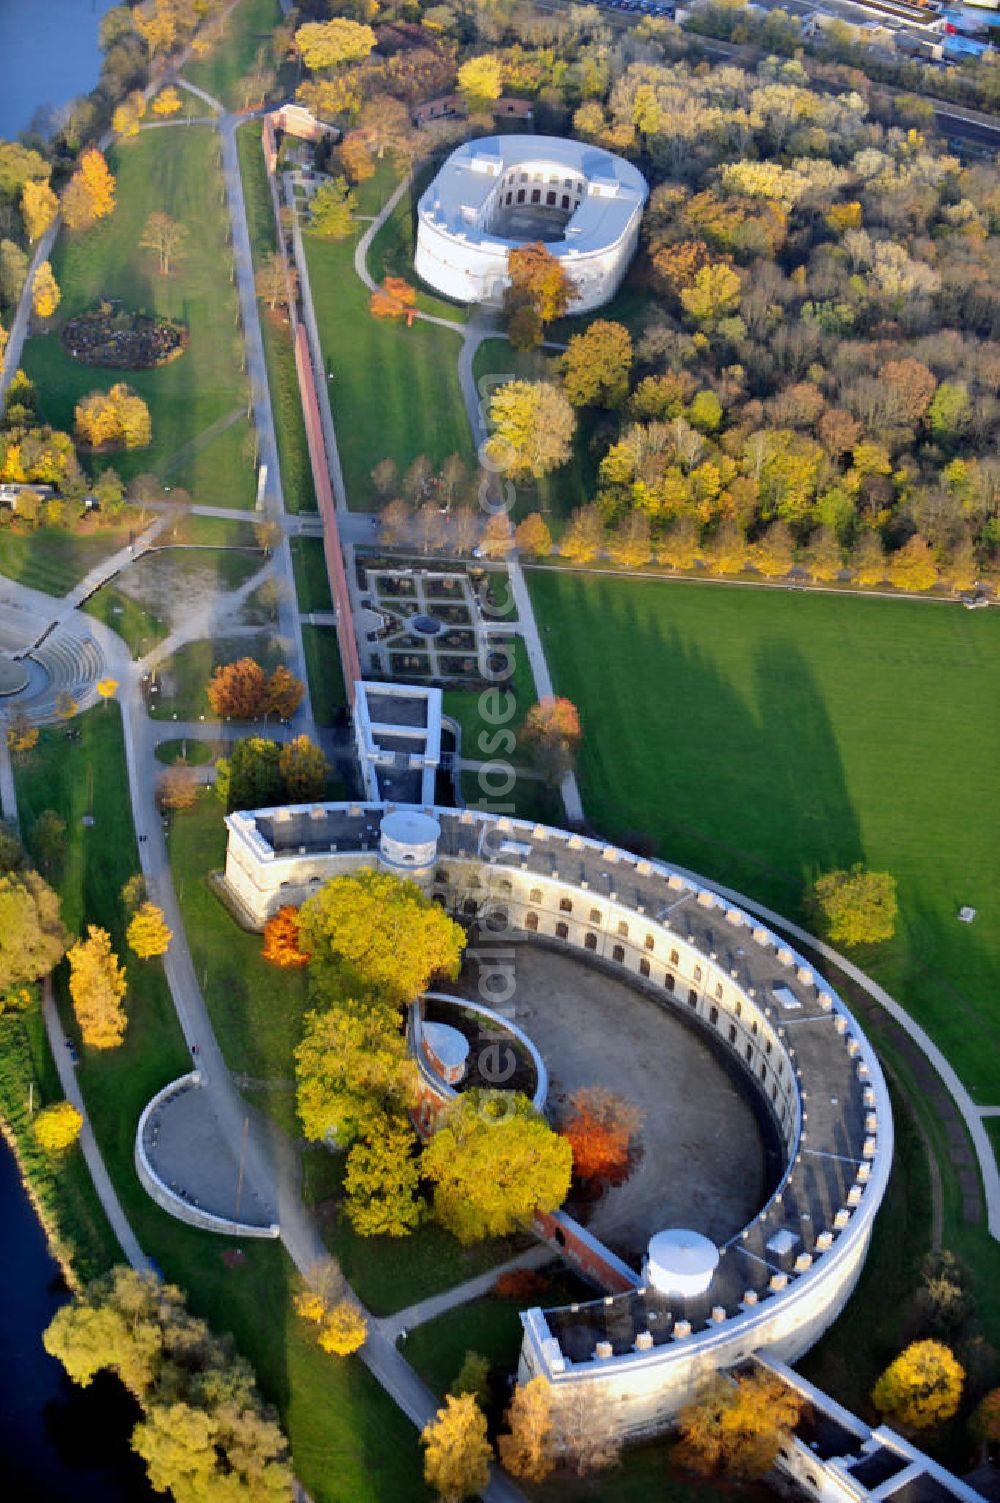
0 520 132 595
291 535 333 614
443 643 538 765
300 623 347 726
181 0 283 111
21 128 255 509
529 575 1000 1096
304 210 472 508
236 121 317 513
84 546 263 656
150 632 285 720
367 162 471 324
155 737 214 765
13 713 429 1503
472 338 595 524
168 795 309 1135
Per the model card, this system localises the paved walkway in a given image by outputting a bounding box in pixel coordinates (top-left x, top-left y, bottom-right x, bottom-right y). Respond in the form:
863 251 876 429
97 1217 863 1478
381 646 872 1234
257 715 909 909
41 979 153 1273
139 556 274 672
507 558 583 822
378 1244 554 1342
0 739 16 824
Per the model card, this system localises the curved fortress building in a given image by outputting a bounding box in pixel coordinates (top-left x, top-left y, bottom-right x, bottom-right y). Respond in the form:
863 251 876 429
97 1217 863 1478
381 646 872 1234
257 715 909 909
223 800 892 1442
414 135 648 313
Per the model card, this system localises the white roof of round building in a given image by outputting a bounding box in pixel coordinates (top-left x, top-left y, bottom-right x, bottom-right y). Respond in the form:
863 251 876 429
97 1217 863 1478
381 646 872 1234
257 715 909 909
380 809 441 846
646 1228 720 1297
418 135 648 258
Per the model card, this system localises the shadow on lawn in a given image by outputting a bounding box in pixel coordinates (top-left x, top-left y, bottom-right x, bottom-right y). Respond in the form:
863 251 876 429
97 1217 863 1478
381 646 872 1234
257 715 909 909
582 588 865 922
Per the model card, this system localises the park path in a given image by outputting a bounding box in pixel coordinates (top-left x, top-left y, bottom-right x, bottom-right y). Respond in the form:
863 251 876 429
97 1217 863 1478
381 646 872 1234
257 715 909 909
0 721 152 1275
138 555 274 672
378 1244 554 1343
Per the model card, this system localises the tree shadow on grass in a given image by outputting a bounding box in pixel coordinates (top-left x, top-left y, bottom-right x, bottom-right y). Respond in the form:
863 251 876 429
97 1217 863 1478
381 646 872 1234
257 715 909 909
575 585 864 924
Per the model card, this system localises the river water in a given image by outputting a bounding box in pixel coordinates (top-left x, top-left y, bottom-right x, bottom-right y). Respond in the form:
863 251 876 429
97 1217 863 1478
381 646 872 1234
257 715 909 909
0 1138 154 1500
0 0 117 140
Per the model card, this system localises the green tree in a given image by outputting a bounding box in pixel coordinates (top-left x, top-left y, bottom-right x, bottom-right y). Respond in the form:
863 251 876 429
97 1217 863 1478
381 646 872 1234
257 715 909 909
344 1116 424 1235
673 1371 803 1478
216 737 283 813
451 1351 491 1409
0 869 67 991
422 1091 573 1244
31 809 66 880
561 321 632 408
422 1392 493 1503
810 865 898 946
310 177 357 239
873 1341 965 1429
298 869 464 1006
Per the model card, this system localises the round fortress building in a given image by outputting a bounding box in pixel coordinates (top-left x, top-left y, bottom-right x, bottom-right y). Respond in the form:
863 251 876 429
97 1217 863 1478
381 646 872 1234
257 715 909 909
414 135 648 313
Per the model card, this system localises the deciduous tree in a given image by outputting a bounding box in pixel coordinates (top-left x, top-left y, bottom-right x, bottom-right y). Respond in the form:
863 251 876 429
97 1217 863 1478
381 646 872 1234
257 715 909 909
206 658 267 719
851 530 886 587
0 869 67 992
358 96 413 163
74 384 151 451
673 1371 803 1478
255 252 296 313
504 242 574 336
804 525 842 582
339 133 374 184
151 86 182 116
34 1101 83 1153
310 177 357 240
520 696 581 783
422 1393 493 1503
560 503 605 563
499 1377 555 1482
457 54 503 111
126 902 172 960
294 19 376 70
561 1087 642 1184
752 519 795 578
21 179 58 242
873 1341 964 1430
379 497 411 547
62 148 116 231
264 664 305 721
279 735 328 801
888 534 938 593
67 925 128 1049
810 865 898 947
422 1090 573 1244
139 212 187 276
262 906 310 969
607 511 652 568
486 380 575 480
344 1116 424 1236
514 513 552 557
451 1352 491 1408
561 321 632 408
157 762 198 811
31 262 60 320
6 710 39 756
317 1300 368 1356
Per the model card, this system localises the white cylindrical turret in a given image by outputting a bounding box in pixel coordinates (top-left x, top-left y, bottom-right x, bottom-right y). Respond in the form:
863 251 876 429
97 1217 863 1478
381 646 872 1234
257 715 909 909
378 809 440 891
644 1228 719 1299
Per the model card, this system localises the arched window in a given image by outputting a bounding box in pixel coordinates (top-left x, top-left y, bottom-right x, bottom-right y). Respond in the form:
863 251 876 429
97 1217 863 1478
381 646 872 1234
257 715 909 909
584 932 597 951
555 921 569 939
436 869 449 884
589 908 601 924
715 982 723 1000
639 958 650 978
525 911 539 932
664 973 675 992
612 944 625 963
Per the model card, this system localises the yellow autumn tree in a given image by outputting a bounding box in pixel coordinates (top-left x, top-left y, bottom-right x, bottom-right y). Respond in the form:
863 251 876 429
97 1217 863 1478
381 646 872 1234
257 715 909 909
499 1377 555 1482
112 90 146 137
126 902 172 960
317 1301 368 1356
67 925 128 1049
31 262 61 320
486 381 575 480
457 54 503 111
63 148 116 230
75 384 151 451
152 86 182 117
34 1101 83 1153
294 19 376 70
422 1393 493 1503
888 534 939 593
873 1341 965 1430
21 179 58 242
674 1371 804 1479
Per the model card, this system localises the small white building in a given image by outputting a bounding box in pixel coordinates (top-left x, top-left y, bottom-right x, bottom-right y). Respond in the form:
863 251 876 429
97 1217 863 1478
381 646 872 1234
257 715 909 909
353 680 442 806
414 135 648 314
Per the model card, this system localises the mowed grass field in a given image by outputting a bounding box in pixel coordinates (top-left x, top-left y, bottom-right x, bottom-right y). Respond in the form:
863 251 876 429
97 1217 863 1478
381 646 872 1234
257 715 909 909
303 176 473 508
21 128 255 509
529 573 1000 1101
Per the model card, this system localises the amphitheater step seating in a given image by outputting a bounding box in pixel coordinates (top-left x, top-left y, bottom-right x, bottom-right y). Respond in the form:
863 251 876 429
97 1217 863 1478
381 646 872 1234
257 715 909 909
19 628 105 721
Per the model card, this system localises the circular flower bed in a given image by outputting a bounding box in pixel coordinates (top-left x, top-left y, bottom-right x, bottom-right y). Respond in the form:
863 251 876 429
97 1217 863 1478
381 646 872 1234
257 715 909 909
61 305 187 369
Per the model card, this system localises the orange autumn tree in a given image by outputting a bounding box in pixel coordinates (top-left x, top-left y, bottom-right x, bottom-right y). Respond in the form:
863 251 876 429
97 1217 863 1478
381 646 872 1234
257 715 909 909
206 658 305 720
561 1087 642 1184
371 277 417 326
519 696 582 783
263 907 310 968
